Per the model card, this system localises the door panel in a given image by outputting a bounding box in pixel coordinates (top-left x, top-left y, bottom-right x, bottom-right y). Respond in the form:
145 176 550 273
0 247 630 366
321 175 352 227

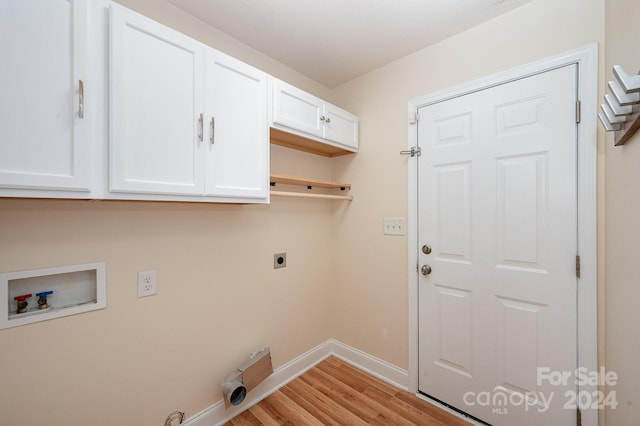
109 4 205 195
324 104 359 150
435 285 473 376
272 80 323 138
418 65 577 425
496 297 545 393
205 51 268 199
496 154 547 270
433 162 472 263
0 0 91 191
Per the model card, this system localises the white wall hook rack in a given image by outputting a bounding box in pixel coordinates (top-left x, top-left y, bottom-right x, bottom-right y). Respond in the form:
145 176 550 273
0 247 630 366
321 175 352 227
599 66 640 146
605 94 633 116
601 104 627 124
599 112 622 132
613 65 640 93
608 80 640 106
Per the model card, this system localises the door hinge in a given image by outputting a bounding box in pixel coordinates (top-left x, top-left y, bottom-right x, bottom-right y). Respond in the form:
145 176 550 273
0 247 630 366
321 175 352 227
400 146 421 157
577 407 582 426
409 111 419 124
576 255 581 278
576 100 582 124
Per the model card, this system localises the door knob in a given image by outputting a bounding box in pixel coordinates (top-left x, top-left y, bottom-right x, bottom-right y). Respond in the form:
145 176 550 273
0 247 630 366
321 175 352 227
421 265 432 276
422 245 432 255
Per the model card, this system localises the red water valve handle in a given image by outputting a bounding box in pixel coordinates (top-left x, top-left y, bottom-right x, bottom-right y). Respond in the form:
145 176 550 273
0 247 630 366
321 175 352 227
14 294 32 302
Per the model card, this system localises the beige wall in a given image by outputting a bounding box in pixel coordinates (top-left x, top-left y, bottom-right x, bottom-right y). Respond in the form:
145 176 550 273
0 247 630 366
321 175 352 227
329 0 605 371
0 1 336 425
604 0 640 424
0 195 334 425
0 0 616 424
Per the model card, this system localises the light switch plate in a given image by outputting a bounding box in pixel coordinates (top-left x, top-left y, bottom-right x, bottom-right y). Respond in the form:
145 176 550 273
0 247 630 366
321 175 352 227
383 217 406 236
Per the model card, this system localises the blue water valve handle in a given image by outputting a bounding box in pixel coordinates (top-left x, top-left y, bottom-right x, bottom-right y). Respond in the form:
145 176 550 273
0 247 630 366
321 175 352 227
36 290 54 310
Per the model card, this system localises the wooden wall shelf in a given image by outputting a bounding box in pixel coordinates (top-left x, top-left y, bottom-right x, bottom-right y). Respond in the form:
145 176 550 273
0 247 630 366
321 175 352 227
271 191 353 201
270 174 351 190
269 174 353 201
270 128 354 158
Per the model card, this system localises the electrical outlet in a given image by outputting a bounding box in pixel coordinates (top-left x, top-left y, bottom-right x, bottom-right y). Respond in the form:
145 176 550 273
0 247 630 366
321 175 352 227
383 217 406 235
137 270 157 297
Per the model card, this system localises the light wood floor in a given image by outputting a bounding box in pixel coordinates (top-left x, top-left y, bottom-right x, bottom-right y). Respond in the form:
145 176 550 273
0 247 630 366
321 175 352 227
226 356 469 425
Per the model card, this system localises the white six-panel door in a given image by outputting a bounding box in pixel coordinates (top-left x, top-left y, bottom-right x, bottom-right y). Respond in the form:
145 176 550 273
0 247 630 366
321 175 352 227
418 65 578 425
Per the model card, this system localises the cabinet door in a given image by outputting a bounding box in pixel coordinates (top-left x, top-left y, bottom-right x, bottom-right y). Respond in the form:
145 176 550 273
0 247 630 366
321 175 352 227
324 104 359 151
205 51 269 200
0 0 91 192
109 4 205 195
272 80 323 138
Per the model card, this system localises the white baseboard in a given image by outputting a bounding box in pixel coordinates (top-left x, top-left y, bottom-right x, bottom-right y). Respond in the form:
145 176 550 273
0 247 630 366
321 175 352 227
327 339 409 391
184 339 409 426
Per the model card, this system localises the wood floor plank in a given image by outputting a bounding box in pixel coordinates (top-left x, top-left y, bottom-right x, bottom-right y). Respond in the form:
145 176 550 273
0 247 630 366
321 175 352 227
315 365 397 415
260 390 325 426
225 356 469 425
302 366 419 424
281 379 368 425
226 409 262 426
242 403 283 426
300 368 382 422
316 358 396 400
293 381 374 423
279 385 342 425
253 395 298 426
316 359 400 409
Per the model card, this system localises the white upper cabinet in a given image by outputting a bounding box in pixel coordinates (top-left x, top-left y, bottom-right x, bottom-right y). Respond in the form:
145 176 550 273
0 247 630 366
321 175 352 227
109 3 205 196
109 4 268 202
204 51 269 200
324 104 359 150
273 81 324 138
0 0 93 194
272 80 358 152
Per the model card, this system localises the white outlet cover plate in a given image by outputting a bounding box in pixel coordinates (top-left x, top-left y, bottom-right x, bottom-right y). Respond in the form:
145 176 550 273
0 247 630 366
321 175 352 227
137 270 158 297
383 217 406 235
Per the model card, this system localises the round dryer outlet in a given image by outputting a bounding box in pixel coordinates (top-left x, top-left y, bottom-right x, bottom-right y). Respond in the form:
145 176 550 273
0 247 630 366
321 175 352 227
274 253 286 269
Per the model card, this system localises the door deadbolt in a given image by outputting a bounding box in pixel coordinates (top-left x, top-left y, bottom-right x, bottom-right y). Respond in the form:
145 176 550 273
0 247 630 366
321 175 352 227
422 245 432 255
421 265 432 276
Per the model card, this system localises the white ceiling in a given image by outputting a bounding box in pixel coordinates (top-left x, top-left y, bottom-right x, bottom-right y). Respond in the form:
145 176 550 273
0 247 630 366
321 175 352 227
169 0 533 88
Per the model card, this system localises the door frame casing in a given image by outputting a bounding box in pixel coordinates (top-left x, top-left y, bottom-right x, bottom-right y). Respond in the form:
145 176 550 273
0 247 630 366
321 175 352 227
407 44 598 426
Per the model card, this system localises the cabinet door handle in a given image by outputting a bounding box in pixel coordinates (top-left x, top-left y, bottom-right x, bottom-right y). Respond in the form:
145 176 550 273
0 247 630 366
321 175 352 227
320 115 326 122
325 116 331 123
198 113 203 142
210 117 215 145
78 80 84 119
